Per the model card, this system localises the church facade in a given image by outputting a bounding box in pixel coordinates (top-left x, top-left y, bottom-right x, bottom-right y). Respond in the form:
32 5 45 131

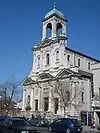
22 7 100 125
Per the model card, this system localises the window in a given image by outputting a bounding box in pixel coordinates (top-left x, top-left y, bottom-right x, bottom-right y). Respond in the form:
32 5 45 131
66 91 70 101
78 59 80 67
37 56 40 66
35 100 38 111
67 55 70 62
46 53 50 65
56 50 59 61
55 119 62 124
46 23 52 38
27 95 30 104
81 92 84 102
56 23 62 37
88 62 90 70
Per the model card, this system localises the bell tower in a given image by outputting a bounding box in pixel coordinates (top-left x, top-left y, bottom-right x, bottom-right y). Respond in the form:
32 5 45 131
42 6 68 41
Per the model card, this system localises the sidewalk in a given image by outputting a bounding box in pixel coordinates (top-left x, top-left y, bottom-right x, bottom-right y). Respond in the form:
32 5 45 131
82 126 100 132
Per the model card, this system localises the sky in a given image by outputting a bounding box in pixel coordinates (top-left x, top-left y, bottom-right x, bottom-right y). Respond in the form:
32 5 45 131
0 0 100 83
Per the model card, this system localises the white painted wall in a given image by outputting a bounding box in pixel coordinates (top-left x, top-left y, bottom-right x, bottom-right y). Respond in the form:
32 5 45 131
92 63 100 93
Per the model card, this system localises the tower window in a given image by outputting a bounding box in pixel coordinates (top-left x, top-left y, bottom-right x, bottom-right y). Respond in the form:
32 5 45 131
46 23 52 38
46 53 50 65
78 59 80 67
56 50 59 61
67 55 70 62
88 62 90 70
56 23 62 37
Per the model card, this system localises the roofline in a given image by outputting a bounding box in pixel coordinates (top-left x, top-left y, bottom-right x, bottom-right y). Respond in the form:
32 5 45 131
65 47 100 63
42 13 68 22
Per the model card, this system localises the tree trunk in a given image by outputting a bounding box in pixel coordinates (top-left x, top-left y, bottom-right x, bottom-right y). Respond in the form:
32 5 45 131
64 107 66 117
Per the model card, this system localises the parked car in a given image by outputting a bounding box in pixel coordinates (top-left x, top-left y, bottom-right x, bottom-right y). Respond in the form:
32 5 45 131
12 116 29 123
0 116 9 133
71 118 83 133
48 117 82 133
28 117 49 127
0 116 39 133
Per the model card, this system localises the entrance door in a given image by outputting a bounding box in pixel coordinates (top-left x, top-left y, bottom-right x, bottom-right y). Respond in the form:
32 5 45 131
35 100 38 111
97 112 100 124
44 98 48 111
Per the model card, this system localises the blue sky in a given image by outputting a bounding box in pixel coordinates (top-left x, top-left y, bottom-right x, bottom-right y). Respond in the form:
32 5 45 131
0 0 100 83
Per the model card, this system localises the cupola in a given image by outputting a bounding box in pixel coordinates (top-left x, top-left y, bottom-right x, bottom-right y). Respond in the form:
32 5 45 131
42 7 68 40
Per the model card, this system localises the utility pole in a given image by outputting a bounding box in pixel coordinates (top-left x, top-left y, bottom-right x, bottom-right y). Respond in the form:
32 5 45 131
5 88 7 106
4 88 7 115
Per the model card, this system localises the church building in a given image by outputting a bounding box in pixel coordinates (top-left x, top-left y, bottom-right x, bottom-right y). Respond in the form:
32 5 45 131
22 6 100 125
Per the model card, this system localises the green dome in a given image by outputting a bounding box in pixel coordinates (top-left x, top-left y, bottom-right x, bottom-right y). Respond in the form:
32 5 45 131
45 8 65 19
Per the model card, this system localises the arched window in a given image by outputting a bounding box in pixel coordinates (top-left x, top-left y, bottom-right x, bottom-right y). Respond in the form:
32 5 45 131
37 56 40 66
66 91 70 102
67 55 70 62
88 62 90 70
46 53 50 65
56 50 59 61
46 23 52 38
78 59 80 67
27 95 30 104
25 95 31 111
56 23 62 37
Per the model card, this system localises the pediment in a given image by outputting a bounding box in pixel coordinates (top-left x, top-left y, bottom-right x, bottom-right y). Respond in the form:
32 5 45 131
36 73 54 81
78 69 93 78
39 38 51 46
55 68 76 78
22 77 36 86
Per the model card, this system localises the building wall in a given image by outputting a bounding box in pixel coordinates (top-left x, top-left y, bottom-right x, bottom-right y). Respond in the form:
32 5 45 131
31 40 96 78
91 63 100 126
92 63 100 93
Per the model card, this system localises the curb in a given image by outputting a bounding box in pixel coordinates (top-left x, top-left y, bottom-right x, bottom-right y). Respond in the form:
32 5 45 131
82 126 100 132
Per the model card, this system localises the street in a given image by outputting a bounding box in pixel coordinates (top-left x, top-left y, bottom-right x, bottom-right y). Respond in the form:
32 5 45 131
34 127 100 133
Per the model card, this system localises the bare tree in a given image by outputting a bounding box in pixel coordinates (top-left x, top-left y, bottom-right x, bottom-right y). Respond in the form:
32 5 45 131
6 75 22 102
51 79 83 117
0 74 22 115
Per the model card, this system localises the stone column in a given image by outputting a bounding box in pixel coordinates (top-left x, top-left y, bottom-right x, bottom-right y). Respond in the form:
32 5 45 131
40 50 43 73
48 85 52 111
41 87 43 111
42 24 46 40
32 53 36 74
62 23 66 36
59 44 64 69
52 18 57 38
38 84 43 112
30 87 34 110
50 45 54 72
22 89 26 111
